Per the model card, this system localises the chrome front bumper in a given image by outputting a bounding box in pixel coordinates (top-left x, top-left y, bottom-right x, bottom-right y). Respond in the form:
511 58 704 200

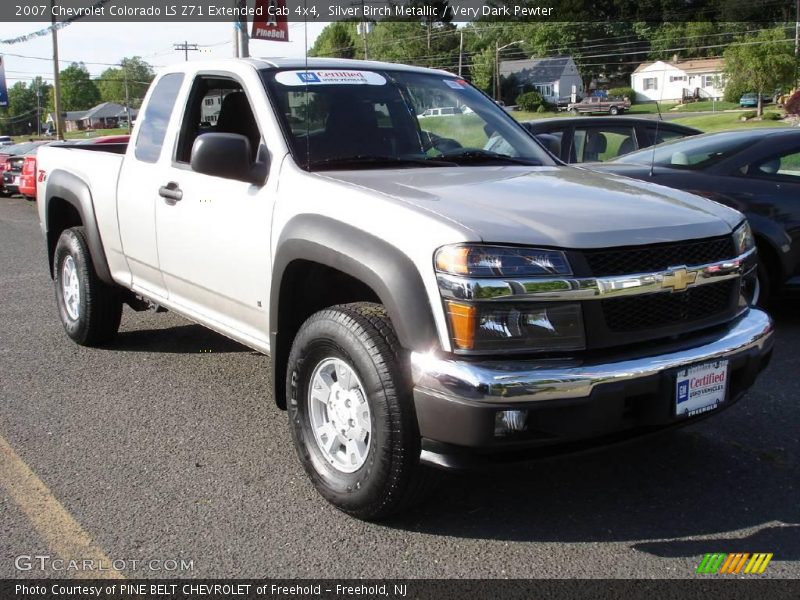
411 309 773 405
411 309 774 460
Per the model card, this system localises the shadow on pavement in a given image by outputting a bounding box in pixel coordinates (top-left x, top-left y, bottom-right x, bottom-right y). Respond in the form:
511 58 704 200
387 298 799 547
633 524 800 560
108 323 249 354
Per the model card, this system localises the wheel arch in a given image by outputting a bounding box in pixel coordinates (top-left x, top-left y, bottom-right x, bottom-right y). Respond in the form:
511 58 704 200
44 170 114 285
270 215 439 409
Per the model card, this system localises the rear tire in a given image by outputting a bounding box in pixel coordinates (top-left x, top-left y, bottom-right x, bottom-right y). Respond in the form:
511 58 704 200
287 302 435 520
53 226 122 346
610 106 619 115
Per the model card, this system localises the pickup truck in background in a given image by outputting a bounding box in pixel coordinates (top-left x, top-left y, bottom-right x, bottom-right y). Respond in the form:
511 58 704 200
567 95 631 115
37 58 773 520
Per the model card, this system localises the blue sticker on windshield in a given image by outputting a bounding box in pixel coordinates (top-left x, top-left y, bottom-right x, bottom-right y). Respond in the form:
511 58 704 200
444 79 467 90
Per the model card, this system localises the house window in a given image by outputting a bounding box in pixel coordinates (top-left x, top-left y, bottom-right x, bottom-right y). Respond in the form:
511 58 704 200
534 84 553 97
643 78 658 91
669 75 686 82
701 75 718 88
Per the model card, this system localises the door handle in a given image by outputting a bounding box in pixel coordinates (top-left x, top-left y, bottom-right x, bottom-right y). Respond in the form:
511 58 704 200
158 182 183 203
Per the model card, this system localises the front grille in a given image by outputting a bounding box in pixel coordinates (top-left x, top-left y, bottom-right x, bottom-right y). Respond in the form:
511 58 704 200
600 280 737 332
584 236 736 277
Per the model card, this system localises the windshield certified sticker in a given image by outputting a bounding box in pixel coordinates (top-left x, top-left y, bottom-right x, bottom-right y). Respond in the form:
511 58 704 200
443 78 467 89
275 70 387 86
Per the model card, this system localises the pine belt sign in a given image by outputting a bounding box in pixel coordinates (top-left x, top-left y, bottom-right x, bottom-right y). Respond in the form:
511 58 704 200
251 0 290 42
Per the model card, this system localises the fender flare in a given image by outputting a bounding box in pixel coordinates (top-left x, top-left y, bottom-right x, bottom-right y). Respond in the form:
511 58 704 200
270 214 439 407
744 212 792 280
44 169 114 285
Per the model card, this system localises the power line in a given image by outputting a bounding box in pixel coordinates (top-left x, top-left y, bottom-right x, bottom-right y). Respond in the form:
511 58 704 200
174 41 200 62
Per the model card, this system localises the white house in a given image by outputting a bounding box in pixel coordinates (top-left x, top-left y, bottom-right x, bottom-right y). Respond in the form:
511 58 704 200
631 57 725 103
499 56 584 104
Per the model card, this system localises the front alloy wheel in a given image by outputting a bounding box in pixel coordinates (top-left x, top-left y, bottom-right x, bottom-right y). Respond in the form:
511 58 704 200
287 302 435 520
308 357 372 473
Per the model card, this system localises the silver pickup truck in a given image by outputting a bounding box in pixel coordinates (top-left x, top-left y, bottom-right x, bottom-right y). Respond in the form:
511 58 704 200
37 58 773 520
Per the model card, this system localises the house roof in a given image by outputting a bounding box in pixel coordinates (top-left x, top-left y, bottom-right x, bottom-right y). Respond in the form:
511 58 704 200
499 56 575 82
633 57 723 74
63 111 87 122
82 102 128 120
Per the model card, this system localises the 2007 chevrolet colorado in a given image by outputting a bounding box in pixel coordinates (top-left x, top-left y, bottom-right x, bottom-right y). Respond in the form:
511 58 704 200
37 58 773 519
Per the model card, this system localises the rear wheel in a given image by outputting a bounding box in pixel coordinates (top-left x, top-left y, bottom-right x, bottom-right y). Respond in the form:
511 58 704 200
569 108 579 115
609 106 619 115
53 227 122 346
287 302 434 520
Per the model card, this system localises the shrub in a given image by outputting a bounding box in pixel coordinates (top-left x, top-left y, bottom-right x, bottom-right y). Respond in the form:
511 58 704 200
785 90 800 116
740 110 757 120
762 111 782 120
608 87 635 102
724 79 750 104
536 104 547 113
516 91 544 112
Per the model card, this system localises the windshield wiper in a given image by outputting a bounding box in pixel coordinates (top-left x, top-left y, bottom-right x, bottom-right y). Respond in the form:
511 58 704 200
438 150 542 166
308 155 456 170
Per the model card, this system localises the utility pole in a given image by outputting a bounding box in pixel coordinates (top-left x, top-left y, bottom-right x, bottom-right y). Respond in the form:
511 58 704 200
174 41 199 62
458 30 463 77
36 84 41 137
235 0 249 58
122 63 131 134
495 40 524 102
795 0 799 88
50 0 64 140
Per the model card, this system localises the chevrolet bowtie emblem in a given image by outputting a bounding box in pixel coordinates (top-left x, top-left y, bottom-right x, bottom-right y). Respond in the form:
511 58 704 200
662 267 697 292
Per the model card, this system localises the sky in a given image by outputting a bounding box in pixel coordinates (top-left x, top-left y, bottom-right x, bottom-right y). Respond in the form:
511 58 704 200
0 21 327 86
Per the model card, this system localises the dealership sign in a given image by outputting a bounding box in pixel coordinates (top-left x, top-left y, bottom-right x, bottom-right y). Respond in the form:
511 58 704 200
251 0 289 42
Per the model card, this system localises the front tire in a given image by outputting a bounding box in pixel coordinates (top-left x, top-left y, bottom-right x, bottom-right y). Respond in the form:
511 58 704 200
287 302 434 520
609 106 619 115
53 226 122 346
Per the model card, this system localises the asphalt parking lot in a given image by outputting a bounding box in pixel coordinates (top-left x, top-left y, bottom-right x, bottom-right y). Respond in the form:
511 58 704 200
1 195 798 579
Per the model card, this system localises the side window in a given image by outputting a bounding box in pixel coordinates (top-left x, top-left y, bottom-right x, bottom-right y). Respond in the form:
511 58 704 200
134 73 184 163
573 126 636 162
175 75 262 164
748 150 800 181
646 127 688 146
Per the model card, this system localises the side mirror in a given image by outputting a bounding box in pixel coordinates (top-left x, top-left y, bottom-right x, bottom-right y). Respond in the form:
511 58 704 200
190 132 268 186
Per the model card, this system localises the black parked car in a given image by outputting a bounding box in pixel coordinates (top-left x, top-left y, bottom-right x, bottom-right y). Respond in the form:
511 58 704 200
518 117 701 164
588 128 800 302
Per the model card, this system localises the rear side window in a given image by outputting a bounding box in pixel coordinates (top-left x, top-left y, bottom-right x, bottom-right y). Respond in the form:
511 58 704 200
135 73 184 163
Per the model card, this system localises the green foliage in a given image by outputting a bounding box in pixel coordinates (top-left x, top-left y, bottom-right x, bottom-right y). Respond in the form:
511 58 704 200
723 78 751 104
724 28 795 116
740 110 757 120
308 22 356 58
97 57 154 108
785 91 800 116
468 47 495 94
608 87 635 101
761 111 781 121
516 91 544 112
536 104 547 113
57 63 100 111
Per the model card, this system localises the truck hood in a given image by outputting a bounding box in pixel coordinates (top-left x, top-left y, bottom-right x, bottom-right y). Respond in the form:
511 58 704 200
321 166 742 248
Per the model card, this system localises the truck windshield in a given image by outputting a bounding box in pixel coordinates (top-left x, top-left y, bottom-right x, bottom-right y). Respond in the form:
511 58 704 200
261 68 553 171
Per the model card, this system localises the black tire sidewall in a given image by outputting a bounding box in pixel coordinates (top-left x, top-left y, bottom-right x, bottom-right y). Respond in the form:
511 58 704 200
288 314 399 513
53 228 94 343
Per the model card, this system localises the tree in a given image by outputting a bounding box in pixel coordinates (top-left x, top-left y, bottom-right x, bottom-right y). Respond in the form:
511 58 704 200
97 57 154 108
468 47 495 94
308 22 356 58
724 28 796 116
58 62 100 111
1 82 36 135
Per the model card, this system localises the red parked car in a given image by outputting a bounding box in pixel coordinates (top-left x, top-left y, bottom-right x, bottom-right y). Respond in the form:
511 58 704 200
18 135 129 201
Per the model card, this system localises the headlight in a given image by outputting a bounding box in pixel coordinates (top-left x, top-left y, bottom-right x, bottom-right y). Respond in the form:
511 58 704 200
444 300 585 352
435 244 571 277
733 222 755 255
